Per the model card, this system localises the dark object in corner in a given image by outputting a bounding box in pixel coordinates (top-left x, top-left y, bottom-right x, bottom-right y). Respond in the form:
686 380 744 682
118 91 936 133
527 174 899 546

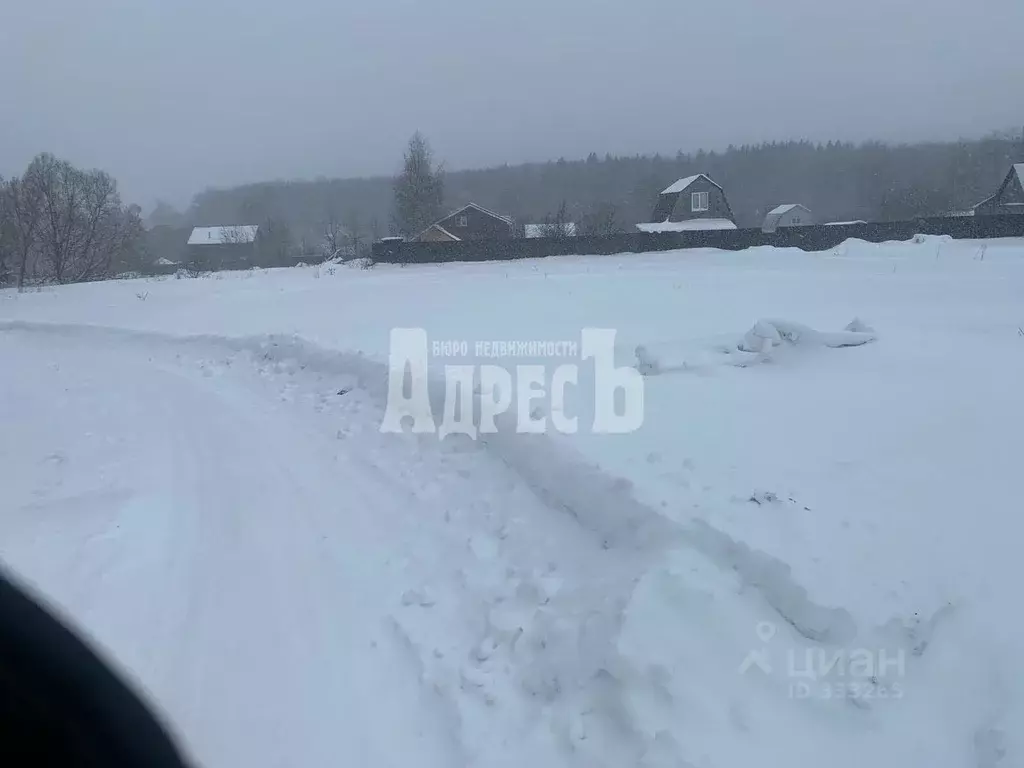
0 566 190 767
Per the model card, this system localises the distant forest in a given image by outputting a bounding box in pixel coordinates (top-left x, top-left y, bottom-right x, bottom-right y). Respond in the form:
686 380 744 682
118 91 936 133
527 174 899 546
149 131 1024 252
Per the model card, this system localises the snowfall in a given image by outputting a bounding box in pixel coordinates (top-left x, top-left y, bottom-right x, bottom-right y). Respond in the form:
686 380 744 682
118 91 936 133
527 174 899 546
1 235 1022 768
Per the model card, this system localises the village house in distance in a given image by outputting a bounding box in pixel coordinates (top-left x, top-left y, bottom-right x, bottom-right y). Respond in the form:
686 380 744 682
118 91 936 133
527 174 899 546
637 174 737 232
762 204 814 233
186 225 260 270
417 203 516 242
973 164 1024 216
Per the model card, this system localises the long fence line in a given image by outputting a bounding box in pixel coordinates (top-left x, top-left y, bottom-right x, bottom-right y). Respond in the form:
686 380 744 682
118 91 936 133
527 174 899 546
371 215 1024 264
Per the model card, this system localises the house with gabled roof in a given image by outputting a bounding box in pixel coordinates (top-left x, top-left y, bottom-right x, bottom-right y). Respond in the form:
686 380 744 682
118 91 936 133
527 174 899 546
973 164 1024 216
637 174 736 233
185 225 260 270
762 204 813 233
187 225 259 246
417 224 462 242
416 203 515 242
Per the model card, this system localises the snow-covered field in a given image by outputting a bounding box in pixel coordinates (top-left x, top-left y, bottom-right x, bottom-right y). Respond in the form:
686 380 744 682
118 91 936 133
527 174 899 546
2 236 1023 767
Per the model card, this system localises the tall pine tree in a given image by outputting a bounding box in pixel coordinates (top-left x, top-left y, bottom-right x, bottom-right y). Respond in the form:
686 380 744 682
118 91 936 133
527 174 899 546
391 133 444 238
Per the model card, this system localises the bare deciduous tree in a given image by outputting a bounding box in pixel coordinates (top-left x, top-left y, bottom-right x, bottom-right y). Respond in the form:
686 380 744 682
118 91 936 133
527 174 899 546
539 200 574 239
0 176 10 284
255 218 293 267
185 250 209 278
578 202 622 236
2 159 46 289
29 154 141 284
321 209 347 260
219 225 252 245
342 210 365 259
1 154 142 287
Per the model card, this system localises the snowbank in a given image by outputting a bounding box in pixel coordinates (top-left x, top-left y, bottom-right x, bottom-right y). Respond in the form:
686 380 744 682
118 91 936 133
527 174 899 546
636 218 737 233
737 318 876 355
634 317 876 374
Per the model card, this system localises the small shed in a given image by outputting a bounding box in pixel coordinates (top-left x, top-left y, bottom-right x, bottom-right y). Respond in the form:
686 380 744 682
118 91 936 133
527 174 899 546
762 204 813 233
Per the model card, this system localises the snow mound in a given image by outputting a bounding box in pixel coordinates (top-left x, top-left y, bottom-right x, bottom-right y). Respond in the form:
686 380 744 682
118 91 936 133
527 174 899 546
737 318 876 355
844 317 875 334
634 344 663 376
635 319 876 375
911 234 954 245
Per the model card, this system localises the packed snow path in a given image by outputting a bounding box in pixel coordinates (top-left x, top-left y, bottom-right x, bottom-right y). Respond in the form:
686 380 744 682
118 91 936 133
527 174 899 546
0 329 471 767
0 325 673 767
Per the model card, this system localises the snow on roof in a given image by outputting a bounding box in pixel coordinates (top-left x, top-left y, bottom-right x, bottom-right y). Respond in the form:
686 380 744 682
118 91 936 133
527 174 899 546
823 220 867 226
447 203 514 226
413 223 461 242
188 225 259 245
767 204 808 216
637 218 737 233
973 165 1024 209
660 174 723 195
524 222 577 238
431 225 461 241
154 257 179 266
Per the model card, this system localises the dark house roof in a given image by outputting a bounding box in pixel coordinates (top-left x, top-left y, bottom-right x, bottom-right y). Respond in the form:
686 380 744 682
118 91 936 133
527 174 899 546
444 203 515 226
416 223 461 242
416 202 515 241
649 173 735 224
660 174 723 195
973 164 1024 211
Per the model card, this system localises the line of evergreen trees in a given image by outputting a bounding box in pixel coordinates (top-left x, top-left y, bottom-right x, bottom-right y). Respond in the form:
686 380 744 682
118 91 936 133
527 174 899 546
149 131 1024 252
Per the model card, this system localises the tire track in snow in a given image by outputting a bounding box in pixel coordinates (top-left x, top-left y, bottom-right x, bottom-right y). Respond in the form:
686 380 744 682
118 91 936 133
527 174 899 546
2 321 866 766
0 330 468 768
2 320 860 639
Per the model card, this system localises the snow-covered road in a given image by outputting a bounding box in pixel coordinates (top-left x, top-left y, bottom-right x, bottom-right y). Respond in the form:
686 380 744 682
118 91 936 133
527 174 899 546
0 328 474 767
0 325 668 767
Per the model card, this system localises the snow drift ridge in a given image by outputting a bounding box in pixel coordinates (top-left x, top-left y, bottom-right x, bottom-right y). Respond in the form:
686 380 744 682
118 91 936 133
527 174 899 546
2 320 860 646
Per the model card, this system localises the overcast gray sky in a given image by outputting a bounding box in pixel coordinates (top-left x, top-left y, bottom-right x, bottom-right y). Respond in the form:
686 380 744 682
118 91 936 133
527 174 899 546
2 0 1022 210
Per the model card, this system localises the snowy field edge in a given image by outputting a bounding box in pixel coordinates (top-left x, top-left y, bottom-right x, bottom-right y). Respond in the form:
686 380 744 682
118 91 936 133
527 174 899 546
3 237 1024 767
